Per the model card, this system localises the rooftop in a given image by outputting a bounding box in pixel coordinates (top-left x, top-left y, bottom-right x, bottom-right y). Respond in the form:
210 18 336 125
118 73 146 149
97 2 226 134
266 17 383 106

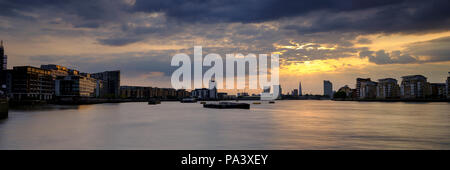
378 78 397 83
401 75 427 80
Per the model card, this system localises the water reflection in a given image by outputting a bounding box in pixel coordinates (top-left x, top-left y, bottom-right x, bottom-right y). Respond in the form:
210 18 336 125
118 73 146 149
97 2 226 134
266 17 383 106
267 101 450 149
9 104 94 112
0 101 449 149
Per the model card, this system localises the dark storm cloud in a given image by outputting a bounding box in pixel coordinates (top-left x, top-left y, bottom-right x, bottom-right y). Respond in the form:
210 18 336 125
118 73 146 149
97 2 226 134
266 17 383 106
2 0 450 67
97 20 180 46
132 0 450 34
283 0 450 34
0 0 131 28
2 0 449 34
98 37 144 46
404 36 450 63
28 51 178 77
26 47 266 79
1 0 407 22
359 49 417 65
359 36 450 64
132 0 407 23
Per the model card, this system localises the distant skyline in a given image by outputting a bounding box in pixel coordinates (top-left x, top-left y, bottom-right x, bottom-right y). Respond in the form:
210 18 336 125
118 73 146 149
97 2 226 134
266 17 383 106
1 0 449 94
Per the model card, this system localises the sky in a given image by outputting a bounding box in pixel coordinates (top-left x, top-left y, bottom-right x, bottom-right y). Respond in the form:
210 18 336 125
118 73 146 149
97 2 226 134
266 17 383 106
0 0 449 94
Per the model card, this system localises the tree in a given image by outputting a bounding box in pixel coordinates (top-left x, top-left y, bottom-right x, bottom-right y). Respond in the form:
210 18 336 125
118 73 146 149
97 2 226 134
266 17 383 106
333 91 347 99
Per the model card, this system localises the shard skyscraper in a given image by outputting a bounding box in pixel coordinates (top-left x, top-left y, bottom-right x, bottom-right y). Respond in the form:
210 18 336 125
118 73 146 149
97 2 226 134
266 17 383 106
0 40 6 71
299 81 302 96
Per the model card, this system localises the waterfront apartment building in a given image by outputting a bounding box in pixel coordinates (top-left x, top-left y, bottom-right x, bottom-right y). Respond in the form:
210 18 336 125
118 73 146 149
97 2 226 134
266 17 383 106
120 86 187 99
323 80 333 98
263 86 271 93
360 81 378 99
217 92 227 100
91 71 120 98
149 87 162 98
237 92 249 97
41 64 70 78
218 93 237 100
275 85 283 99
356 78 371 99
10 66 54 101
400 75 430 99
55 75 99 97
260 85 282 100
260 86 272 100
377 78 400 99
153 87 187 99
429 83 446 99
120 86 186 99
42 65 103 98
192 88 210 100
160 88 176 99
120 86 147 99
176 89 190 99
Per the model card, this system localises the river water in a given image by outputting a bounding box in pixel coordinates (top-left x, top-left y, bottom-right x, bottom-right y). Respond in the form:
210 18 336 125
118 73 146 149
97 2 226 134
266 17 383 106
0 101 449 149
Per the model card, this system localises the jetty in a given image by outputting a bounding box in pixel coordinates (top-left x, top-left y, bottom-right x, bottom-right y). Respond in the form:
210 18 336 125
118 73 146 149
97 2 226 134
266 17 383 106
203 102 250 109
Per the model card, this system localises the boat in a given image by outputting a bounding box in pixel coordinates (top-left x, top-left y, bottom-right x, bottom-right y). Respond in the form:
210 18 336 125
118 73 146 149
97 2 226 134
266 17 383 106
203 102 250 109
181 98 197 103
148 98 161 105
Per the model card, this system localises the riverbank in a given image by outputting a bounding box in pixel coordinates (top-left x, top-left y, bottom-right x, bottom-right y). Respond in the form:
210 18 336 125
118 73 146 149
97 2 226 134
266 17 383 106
7 97 189 106
9 98 155 106
333 98 450 102
7 97 450 107
55 98 148 105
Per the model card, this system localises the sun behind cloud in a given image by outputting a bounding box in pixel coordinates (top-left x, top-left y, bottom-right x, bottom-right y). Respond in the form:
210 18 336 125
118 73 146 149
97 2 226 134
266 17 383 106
280 57 370 75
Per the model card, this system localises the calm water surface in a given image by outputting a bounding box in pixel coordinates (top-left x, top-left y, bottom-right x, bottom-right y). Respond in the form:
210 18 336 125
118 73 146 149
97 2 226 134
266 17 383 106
0 101 449 149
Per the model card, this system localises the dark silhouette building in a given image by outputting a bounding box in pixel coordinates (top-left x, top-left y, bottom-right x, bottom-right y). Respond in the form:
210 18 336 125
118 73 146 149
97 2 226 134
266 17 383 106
400 75 429 99
447 72 450 99
91 71 120 98
0 41 9 97
356 78 371 99
323 80 333 98
10 66 54 101
377 78 400 99
120 86 147 99
429 83 446 99
359 80 378 99
56 75 99 97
